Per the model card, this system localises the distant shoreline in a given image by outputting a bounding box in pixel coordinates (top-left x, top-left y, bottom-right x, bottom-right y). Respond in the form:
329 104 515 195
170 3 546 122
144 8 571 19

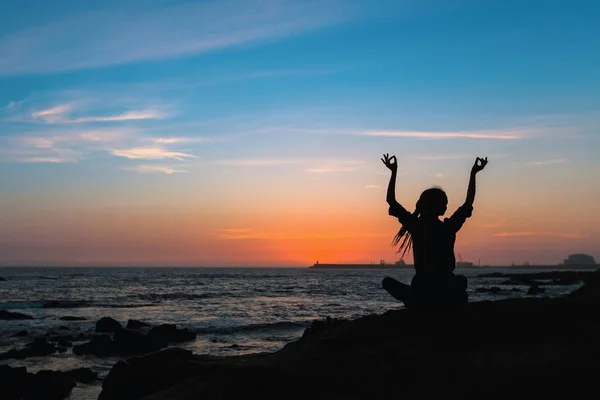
309 263 600 270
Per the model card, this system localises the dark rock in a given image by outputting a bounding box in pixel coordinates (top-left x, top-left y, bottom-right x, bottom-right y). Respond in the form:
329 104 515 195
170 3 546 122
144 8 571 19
57 346 67 353
59 316 87 321
510 288 522 292
48 334 76 343
73 335 116 357
0 276 6 281
147 324 196 343
126 319 151 330
302 316 348 339
98 348 217 400
475 287 503 293
0 366 97 400
99 269 600 400
0 365 27 400
57 339 72 348
0 309 34 320
58 325 70 330
13 330 28 337
96 317 122 333
66 367 98 383
23 370 76 400
0 338 58 360
527 284 546 295
113 328 162 355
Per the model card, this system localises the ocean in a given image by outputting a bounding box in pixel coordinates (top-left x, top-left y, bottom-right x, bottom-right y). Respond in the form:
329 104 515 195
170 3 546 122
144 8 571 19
0 266 582 399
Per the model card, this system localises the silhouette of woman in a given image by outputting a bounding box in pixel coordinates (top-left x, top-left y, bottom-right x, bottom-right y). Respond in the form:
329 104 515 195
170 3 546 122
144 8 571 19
381 154 488 311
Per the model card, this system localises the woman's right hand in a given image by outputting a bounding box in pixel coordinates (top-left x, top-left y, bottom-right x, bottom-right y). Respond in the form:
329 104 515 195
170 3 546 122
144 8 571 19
381 153 398 172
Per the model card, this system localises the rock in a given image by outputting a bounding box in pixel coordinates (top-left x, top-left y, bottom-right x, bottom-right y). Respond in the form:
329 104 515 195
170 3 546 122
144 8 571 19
0 309 34 320
113 328 163 355
99 270 600 400
0 365 27 400
0 277 6 281
96 317 122 333
66 367 98 383
147 324 196 343
0 366 97 400
57 339 72 348
510 288 522 292
126 319 151 330
0 338 58 360
527 284 546 295
98 348 214 400
59 316 87 321
475 287 503 293
13 330 28 337
302 316 348 339
58 325 70 330
23 370 76 400
73 335 116 357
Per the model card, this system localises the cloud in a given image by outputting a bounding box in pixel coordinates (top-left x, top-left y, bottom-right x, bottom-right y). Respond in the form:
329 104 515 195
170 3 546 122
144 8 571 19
528 158 568 166
132 165 188 175
283 127 532 140
214 159 307 167
111 146 194 160
494 231 585 239
432 173 445 178
152 137 209 144
31 104 72 122
0 0 353 75
365 129 527 140
30 105 165 124
365 185 381 188
17 156 77 163
211 229 388 240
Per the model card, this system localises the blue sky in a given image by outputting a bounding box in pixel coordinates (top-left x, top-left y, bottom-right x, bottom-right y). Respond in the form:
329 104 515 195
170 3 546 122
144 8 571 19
1 0 599 265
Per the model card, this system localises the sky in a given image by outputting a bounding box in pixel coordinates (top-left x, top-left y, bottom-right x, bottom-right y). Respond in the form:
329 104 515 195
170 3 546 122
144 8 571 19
1 0 599 267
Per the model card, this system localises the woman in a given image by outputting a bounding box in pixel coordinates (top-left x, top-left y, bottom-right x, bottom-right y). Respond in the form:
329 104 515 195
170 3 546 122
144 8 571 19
381 153 488 311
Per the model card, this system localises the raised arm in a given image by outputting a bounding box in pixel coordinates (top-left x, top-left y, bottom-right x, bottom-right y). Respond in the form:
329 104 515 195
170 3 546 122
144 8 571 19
382 153 413 223
382 153 400 206
465 157 488 207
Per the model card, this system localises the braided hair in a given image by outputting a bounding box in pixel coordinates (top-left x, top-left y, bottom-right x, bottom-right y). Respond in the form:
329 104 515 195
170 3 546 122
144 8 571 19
392 187 447 259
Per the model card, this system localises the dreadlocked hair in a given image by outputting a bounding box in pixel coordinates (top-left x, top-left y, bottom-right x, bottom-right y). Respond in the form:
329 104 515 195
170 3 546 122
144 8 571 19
392 187 447 260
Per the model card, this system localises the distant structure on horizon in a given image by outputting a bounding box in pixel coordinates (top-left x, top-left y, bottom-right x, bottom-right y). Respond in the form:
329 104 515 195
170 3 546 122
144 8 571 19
562 253 596 265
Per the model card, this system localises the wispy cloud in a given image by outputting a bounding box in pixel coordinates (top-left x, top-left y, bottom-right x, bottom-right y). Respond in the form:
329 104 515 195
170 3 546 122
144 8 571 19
432 173 445 178
17 156 78 164
29 104 165 124
111 147 194 161
214 159 306 167
365 185 381 188
494 231 585 239
211 228 388 240
131 165 188 175
528 158 568 166
0 0 354 75
284 127 532 140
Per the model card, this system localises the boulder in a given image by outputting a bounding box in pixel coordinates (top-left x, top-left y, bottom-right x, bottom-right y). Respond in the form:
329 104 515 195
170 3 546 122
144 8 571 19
96 317 122 333
66 367 98 383
126 319 151 330
0 310 34 320
527 284 546 295
13 330 28 337
147 324 197 344
59 316 87 321
0 365 27 400
73 335 116 357
113 328 162 355
0 338 58 360
0 366 98 400
0 276 6 281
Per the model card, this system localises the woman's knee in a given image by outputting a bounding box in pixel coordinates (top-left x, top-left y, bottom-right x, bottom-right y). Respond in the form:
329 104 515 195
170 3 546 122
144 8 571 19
382 276 395 290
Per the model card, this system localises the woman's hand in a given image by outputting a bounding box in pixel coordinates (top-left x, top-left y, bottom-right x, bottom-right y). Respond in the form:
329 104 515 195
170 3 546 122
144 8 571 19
471 157 488 174
381 153 398 172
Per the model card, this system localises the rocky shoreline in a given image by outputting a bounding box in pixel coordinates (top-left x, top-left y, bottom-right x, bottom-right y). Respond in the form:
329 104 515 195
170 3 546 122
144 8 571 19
97 269 599 400
1 269 598 399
